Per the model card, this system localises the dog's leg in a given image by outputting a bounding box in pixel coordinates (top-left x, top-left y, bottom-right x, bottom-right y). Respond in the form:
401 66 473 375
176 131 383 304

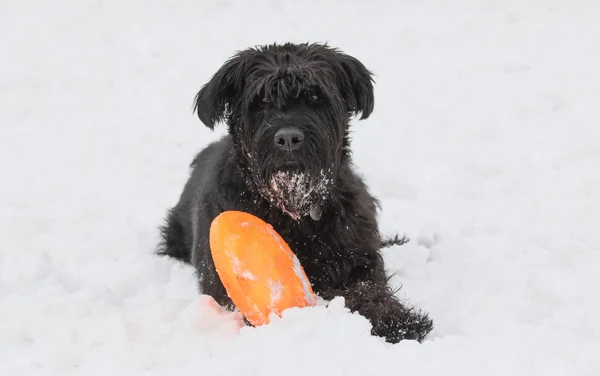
322 279 433 343
313 246 433 343
195 239 254 328
190 232 236 311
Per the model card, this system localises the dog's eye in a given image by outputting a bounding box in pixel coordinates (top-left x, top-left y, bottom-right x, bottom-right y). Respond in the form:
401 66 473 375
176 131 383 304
306 91 320 103
261 97 271 105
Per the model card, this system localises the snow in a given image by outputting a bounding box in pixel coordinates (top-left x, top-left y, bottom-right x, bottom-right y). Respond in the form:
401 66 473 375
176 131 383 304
228 252 256 281
1 0 600 375
267 280 284 307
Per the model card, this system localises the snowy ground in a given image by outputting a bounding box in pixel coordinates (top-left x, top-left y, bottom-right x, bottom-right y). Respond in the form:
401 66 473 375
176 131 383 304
2 0 600 375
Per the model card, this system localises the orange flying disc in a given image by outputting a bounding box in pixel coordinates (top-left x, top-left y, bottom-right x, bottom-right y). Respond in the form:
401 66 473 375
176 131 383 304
209 211 316 326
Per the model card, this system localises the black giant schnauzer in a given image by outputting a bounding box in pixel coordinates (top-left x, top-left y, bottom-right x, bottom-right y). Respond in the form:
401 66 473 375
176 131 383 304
158 42 433 343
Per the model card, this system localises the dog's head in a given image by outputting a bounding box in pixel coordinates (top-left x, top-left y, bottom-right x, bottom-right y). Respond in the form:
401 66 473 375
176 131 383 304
193 42 374 220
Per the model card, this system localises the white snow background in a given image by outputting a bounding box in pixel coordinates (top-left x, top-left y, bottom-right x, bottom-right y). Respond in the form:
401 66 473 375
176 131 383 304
1 0 600 375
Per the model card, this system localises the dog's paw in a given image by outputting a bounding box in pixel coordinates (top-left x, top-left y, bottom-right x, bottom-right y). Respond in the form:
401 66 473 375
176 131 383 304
371 309 434 344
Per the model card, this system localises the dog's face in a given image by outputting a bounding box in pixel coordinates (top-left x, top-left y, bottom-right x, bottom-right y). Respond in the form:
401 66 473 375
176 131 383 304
193 43 374 220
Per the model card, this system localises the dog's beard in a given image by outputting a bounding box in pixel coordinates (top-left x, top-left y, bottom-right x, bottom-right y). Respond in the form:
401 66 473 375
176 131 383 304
257 168 332 220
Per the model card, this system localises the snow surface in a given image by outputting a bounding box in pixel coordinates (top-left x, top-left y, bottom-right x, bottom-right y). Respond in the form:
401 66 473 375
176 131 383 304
2 0 600 375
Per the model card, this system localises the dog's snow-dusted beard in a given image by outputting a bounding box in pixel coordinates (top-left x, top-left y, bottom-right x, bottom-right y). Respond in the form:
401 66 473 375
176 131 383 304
256 167 333 221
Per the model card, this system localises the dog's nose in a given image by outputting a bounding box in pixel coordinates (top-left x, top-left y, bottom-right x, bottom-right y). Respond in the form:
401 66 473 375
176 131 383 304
274 127 304 151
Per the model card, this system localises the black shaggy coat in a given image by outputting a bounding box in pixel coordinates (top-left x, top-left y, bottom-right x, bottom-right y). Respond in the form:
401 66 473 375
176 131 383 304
158 42 433 343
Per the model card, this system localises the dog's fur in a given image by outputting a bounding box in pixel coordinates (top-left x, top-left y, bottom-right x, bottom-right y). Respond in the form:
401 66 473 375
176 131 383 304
157 42 433 343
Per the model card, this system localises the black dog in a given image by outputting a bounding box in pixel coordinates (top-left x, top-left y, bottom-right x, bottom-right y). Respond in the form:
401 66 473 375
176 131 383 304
158 42 433 343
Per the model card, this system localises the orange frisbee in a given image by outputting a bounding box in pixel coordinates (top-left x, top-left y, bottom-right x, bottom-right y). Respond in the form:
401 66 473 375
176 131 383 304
209 210 316 326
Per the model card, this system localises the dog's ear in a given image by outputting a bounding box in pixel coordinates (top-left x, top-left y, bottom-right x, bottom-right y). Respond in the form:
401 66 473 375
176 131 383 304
333 52 375 120
193 52 249 129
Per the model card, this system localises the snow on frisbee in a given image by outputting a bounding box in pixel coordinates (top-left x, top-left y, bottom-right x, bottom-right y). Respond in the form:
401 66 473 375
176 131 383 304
209 210 317 326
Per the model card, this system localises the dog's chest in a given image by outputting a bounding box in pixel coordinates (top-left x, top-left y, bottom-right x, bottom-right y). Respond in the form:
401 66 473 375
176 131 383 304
271 219 319 253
